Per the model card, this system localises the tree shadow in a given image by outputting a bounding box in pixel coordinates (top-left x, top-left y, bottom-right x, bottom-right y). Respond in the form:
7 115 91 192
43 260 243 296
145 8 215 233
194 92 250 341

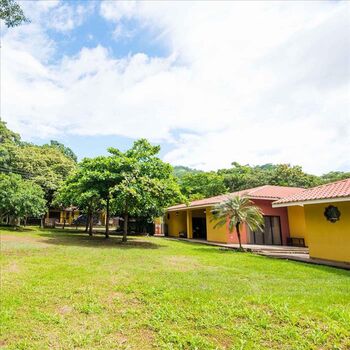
37 231 164 250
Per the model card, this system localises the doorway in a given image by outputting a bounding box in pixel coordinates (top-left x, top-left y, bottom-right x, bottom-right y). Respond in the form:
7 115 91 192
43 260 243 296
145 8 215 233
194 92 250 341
192 217 207 240
248 216 282 245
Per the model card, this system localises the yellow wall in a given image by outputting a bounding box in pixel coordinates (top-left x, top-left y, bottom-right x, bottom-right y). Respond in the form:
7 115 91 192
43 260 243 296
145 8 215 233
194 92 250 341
287 206 308 245
165 207 228 242
304 201 350 263
166 211 187 237
206 207 227 243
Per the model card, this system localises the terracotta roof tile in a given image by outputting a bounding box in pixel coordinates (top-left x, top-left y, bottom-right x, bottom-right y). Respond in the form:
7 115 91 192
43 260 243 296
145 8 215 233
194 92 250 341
273 178 350 205
168 185 304 211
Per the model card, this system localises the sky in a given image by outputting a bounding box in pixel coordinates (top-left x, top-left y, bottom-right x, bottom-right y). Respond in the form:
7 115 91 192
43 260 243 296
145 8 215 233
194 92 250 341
1 0 349 175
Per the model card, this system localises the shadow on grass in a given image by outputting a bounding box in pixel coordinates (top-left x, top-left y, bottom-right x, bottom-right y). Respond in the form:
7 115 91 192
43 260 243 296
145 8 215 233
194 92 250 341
0 225 35 233
37 231 164 250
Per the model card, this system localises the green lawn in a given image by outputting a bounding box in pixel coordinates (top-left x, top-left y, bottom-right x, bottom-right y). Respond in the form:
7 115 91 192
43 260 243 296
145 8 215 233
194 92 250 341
1 227 349 350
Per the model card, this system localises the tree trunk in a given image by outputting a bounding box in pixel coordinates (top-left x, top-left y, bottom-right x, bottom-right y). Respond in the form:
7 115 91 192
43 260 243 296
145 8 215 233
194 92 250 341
236 223 242 249
63 219 66 229
84 208 90 233
40 214 45 229
122 212 128 243
105 197 110 238
89 212 93 236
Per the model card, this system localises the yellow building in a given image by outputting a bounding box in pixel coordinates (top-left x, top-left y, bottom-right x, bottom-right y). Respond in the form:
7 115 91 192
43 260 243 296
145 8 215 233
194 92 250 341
165 185 305 245
273 178 350 264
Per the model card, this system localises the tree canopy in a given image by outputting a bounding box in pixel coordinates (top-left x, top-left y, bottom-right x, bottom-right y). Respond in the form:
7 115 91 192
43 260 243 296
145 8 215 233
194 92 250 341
0 0 29 27
0 173 46 225
179 171 228 200
0 122 77 204
56 139 183 240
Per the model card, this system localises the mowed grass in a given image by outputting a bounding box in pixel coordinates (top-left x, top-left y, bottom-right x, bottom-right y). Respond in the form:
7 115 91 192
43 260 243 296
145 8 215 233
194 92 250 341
1 227 349 350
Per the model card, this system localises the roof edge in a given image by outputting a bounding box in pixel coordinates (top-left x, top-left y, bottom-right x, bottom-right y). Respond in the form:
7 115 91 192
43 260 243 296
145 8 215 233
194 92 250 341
272 196 350 208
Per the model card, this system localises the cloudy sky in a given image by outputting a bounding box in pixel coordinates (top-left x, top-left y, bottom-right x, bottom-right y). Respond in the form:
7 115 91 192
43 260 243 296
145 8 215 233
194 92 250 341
1 0 349 174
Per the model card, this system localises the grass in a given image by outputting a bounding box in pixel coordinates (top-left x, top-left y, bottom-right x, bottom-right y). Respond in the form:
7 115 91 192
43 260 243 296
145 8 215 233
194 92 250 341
1 227 349 350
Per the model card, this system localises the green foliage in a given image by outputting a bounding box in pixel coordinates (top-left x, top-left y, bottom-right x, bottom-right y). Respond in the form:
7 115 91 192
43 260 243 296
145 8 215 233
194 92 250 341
175 161 342 200
0 122 77 203
218 162 321 192
0 173 46 224
211 196 264 248
179 171 228 200
110 139 183 240
0 0 29 27
0 121 20 144
47 140 78 162
57 139 183 239
173 165 202 178
320 171 350 183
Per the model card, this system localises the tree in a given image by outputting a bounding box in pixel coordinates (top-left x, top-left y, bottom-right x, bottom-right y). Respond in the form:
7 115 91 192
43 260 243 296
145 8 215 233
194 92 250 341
320 171 350 184
47 140 78 162
54 169 102 235
109 139 183 242
211 196 264 250
218 162 321 192
0 173 46 225
0 0 29 27
179 171 228 200
84 156 122 238
0 122 77 204
173 165 202 178
267 164 320 188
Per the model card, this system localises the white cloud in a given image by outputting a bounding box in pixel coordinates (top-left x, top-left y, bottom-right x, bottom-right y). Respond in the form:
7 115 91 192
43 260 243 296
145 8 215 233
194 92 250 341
2 1 350 174
18 0 94 33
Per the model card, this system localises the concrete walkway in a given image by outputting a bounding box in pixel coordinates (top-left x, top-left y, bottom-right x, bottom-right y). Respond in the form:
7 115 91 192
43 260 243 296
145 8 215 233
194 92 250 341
159 236 350 270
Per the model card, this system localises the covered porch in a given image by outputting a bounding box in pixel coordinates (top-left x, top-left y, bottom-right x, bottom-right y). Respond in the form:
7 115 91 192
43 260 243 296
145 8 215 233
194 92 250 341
165 206 233 244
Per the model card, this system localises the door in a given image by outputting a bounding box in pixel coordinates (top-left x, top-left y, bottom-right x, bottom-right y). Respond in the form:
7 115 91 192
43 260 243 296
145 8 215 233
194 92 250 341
192 217 207 240
248 216 282 245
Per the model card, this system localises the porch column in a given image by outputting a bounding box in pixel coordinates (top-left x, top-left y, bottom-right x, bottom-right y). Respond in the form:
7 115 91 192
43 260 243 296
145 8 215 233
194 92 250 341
187 210 193 238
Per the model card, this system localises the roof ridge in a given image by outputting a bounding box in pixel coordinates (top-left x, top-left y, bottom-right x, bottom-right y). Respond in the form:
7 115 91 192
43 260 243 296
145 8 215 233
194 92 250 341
248 185 268 194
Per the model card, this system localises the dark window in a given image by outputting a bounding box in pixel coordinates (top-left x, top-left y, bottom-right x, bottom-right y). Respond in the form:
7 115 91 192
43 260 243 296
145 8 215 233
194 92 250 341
248 216 282 245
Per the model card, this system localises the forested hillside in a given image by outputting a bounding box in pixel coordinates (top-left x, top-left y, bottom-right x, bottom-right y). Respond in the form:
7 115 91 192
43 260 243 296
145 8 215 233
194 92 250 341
173 162 350 200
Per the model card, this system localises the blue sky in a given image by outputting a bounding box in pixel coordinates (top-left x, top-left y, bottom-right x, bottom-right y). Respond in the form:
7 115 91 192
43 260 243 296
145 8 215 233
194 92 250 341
1 1 349 173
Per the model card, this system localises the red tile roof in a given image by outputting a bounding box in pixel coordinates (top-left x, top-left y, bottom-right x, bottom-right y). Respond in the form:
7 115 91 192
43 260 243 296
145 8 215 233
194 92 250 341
273 178 350 206
168 185 304 211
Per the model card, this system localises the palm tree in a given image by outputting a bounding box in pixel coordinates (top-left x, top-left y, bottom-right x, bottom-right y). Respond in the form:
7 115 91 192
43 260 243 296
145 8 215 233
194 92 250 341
211 196 264 250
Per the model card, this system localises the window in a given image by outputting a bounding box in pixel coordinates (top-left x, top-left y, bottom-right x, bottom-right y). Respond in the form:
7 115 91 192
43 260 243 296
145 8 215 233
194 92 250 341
248 216 282 245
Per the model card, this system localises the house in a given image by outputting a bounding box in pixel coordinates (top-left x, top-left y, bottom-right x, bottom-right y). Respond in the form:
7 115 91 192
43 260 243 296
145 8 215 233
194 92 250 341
165 185 304 245
273 178 350 263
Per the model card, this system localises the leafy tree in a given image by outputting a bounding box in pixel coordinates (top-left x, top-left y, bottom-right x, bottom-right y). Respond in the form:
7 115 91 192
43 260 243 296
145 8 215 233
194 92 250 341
218 162 320 192
56 139 182 240
320 171 350 184
173 165 202 178
0 173 46 225
211 196 264 250
109 139 183 242
54 169 102 234
0 121 20 144
68 156 123 238
0 0 29 27
267 164 320 188
0 123 77 204
47 140 78 162
179 171 228 200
